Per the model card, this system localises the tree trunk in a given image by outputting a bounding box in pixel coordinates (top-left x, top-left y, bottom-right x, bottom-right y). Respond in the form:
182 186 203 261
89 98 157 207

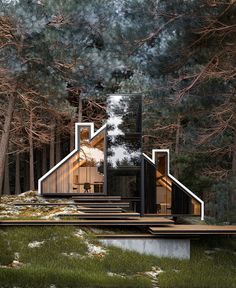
174 114 181 178
36 149 41 183
50 120 55 168
0 94 15 194
3 153 10 195
23 154 29 192
29 109 35 191
42 145 47 175
56 125 61 164
70 98 82 152
70 120 75 152
15 152 21 195
232 127 236 205
78 97 82 122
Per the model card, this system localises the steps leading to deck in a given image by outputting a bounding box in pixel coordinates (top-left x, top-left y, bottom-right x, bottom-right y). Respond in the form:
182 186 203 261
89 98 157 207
78 202 130 208
72 195 129 212
59 212 140 219
78 207 123 213
72 196 121 202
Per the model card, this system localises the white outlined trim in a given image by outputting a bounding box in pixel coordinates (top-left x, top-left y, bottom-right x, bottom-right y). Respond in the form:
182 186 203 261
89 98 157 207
143 149 204 220
38 123 106 196
38 121 204 220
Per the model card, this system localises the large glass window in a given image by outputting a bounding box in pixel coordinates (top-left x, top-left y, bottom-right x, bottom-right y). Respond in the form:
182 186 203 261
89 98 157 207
41 127 105 194
155 152 172 215
107 94 142 134
106 94 142 199
143 152 201 216
107 134 141 167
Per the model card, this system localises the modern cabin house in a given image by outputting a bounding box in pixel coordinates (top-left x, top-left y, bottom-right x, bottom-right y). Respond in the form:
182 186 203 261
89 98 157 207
38 94 204 220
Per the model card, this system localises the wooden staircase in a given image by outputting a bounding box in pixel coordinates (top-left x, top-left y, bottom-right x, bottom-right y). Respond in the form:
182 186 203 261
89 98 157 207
12 194 175 226
61 194 139 219
72 195 129 211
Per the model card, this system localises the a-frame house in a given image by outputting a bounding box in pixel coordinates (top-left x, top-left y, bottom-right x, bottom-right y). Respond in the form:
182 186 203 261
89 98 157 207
38 94 204 220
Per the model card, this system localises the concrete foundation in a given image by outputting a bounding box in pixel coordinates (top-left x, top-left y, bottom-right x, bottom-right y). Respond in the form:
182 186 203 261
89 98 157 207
100 238 190 259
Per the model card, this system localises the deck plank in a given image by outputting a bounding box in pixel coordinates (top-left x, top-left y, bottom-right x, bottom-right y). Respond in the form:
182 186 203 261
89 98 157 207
0 217 173 226
59 212 140 219
73 198 122 202
14 203 79 206
72 195 121 199
14 202 129 207
149 225 236 235
78 207 123 213
78 202 130 208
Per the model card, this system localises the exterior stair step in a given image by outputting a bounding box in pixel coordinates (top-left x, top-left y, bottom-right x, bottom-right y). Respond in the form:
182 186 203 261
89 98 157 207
73 196 121 202
79 202 129 208
78 207 123 213
59 212 140 219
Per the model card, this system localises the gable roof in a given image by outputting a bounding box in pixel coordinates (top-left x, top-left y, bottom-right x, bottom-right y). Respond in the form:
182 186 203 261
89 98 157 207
143 149 204 220
38 123 107 195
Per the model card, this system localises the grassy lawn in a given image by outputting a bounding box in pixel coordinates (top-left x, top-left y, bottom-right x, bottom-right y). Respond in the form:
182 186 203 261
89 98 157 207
0 227 235 288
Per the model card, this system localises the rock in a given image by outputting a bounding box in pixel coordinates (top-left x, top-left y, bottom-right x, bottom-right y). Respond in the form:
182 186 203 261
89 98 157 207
86 241 107 257
145 267 163 278
107 272 126 278
74 229 86 239
14 252 20 261
61 252 82 258
142 266 164 288
204 250 216 255
18 191 37 198
28 241 45 248
10 260 24 269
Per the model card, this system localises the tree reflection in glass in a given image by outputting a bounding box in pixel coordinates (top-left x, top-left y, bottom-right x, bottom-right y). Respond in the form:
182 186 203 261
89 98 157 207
107 94 142 168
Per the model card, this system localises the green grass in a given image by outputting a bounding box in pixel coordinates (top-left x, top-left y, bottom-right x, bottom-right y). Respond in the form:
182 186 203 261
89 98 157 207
0 227 235 288
158 237 236 288
0 227 152 288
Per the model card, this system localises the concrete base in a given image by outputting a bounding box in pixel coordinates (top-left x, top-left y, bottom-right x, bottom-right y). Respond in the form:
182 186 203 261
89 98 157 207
100 238 190 259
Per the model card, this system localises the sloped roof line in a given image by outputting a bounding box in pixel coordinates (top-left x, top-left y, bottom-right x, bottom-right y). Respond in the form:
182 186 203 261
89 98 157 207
142 149 204 220
38 122 107 195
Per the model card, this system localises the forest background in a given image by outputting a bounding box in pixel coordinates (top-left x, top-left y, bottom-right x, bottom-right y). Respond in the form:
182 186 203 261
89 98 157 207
0 0 235 223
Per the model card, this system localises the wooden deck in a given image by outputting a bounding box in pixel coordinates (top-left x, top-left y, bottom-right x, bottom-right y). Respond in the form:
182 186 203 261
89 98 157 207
0 217 173 226
149 225 236 235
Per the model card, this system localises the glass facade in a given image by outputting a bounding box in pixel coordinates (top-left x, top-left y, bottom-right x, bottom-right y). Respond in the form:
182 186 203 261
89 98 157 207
106 94 142 202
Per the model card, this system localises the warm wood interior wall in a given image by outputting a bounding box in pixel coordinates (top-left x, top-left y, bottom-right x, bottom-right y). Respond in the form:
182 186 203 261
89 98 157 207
42 152 78 193
41 129 105 194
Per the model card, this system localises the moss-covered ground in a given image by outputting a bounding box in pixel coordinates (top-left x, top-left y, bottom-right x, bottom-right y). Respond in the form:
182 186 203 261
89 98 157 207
0 226 235 288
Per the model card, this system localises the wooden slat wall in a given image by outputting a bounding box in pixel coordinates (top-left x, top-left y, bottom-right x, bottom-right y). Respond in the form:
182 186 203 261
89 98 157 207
42 172 56 193
42 153 78 194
